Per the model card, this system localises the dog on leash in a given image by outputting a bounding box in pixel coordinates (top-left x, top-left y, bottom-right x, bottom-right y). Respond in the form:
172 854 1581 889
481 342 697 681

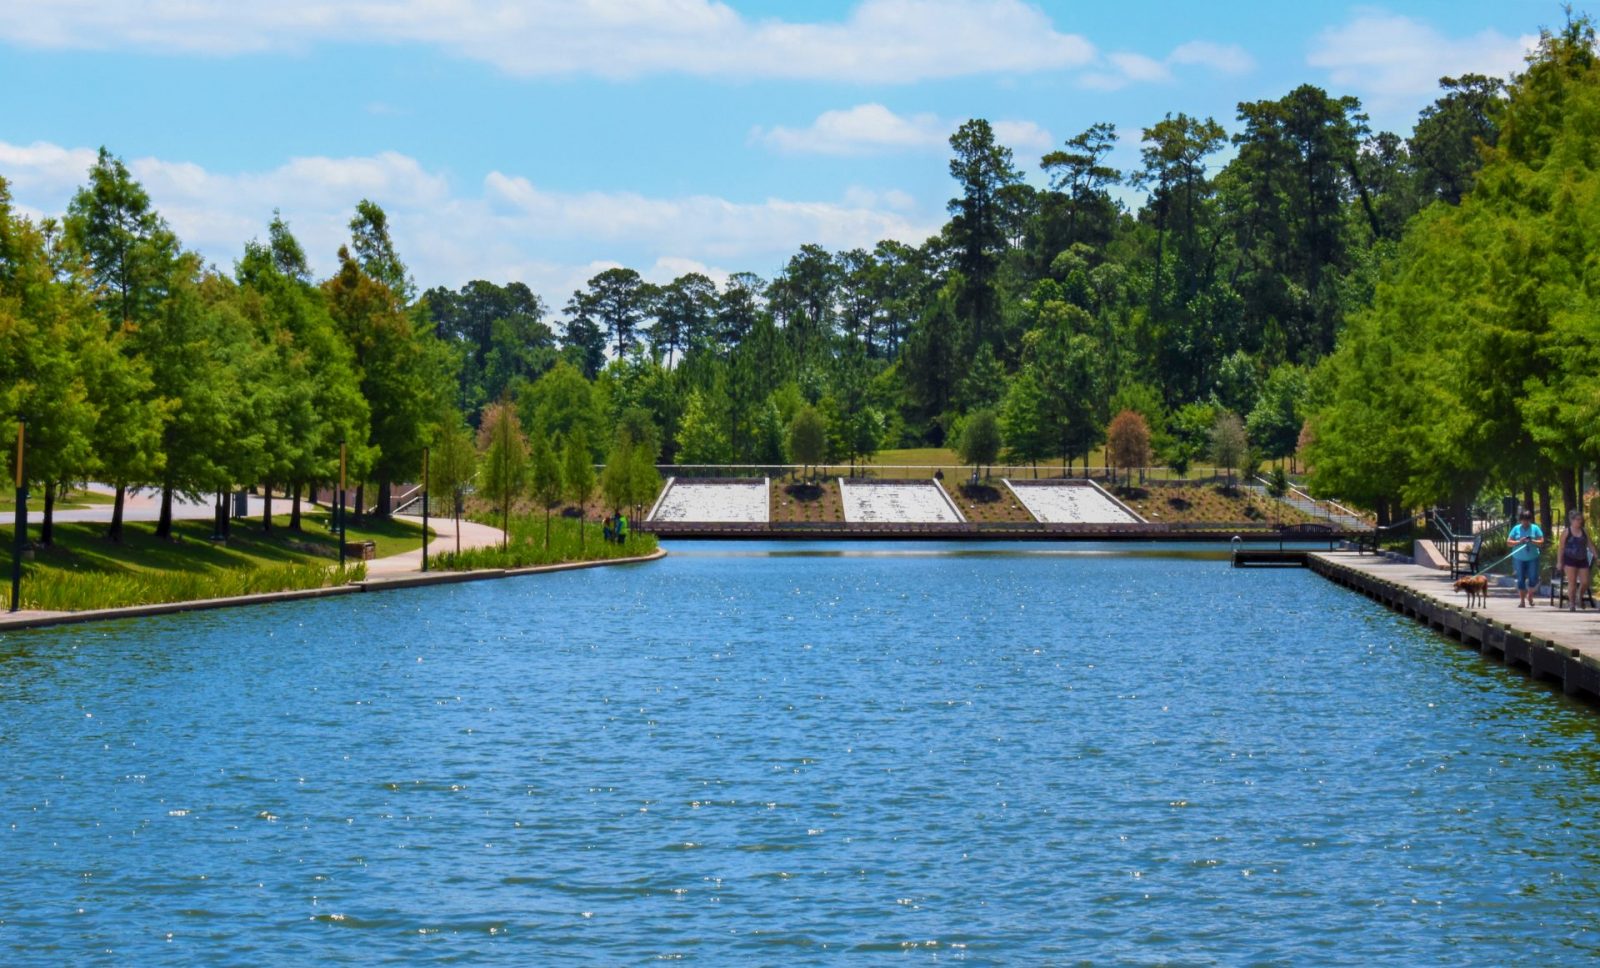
1454 574 1490 608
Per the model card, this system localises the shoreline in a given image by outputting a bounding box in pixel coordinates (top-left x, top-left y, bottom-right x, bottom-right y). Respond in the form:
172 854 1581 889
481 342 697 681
0 548 668 634
642 522 1361 541
1308 551 1600 706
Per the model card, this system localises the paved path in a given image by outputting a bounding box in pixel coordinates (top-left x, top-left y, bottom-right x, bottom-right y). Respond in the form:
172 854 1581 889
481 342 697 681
14 482 504 566
364 514 506 577
45 488 273 524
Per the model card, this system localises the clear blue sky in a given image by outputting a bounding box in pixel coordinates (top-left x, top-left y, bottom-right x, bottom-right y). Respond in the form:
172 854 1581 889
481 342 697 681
0 1 1566 302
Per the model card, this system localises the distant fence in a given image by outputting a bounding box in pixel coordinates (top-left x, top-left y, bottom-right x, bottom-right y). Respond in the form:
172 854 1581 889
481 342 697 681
639 519 1359 541
656 464 1258 484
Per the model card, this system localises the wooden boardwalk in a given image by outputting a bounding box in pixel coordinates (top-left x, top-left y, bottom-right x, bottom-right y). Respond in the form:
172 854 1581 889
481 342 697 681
1309 551 1600 703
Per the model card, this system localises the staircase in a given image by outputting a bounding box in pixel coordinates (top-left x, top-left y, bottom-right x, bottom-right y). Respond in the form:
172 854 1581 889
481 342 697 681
1249 479 1371 529
388 483 426 515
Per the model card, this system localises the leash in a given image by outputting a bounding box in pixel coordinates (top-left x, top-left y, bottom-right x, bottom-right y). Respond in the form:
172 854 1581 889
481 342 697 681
1470 548 1520 578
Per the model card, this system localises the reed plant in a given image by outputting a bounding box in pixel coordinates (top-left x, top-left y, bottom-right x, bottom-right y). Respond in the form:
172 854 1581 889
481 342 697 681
5 561 365 612
432 513 655 570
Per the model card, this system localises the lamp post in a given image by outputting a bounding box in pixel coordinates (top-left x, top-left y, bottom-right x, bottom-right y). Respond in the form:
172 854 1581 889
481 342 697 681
421 446 430 573
338 438 347 569
10 418 24 612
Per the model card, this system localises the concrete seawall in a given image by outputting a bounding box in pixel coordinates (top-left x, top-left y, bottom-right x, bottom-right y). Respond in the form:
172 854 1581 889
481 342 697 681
0 548 667 634
1309 551 1600 703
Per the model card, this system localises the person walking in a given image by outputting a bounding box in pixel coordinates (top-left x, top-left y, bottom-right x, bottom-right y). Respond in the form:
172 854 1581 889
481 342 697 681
1561 510 1598 611
1509 508 1545 608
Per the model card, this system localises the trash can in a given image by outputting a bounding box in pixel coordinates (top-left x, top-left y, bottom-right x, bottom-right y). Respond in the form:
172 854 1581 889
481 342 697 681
233 490 249 519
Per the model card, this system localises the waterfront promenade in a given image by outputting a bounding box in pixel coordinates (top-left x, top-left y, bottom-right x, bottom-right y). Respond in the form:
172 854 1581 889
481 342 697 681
1310 551 1600 702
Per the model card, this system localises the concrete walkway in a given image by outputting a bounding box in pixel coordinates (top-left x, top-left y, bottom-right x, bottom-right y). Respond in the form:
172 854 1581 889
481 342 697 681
26 486 507 573
46 486 273 524
364 514 506 577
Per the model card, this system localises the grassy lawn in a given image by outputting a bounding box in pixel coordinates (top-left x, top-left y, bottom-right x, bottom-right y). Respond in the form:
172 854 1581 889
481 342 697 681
294 510 430 557
434 511 654 570
0 488 118 512
865 448 1297 485
0 513 430 611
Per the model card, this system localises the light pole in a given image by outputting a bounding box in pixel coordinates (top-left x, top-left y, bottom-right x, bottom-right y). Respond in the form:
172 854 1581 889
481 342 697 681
338 438 347 569
421 446 430 573
10 418 24 612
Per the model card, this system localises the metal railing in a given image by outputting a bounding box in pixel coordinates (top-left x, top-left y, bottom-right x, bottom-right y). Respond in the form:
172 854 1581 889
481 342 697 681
1249 476 1372 529
1427 508 1482 579
1357 513 1425 556
660 463 1247 483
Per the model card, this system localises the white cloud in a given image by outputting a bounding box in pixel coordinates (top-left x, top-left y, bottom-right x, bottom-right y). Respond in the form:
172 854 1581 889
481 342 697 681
0 141 99 197
1108 52 1172 84
1077 39 1252 91
755 103 1053 160
1308 12 1534 105
754 104 948 156
1168 40 1255 75
991 120 1053 155
0 0 1098 83
0 140 939 298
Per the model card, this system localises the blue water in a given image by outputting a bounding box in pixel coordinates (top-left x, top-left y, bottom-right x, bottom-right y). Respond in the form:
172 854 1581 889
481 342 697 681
3 542 1600 965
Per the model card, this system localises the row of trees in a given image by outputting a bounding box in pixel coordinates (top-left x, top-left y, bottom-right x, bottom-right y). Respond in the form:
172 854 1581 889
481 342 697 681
1304 20 1600 531
464 401 658 549
415 47 1514 488
0 153 452 543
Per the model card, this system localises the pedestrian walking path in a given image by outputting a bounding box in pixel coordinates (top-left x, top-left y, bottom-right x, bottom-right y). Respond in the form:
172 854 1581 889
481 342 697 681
364 514 505 577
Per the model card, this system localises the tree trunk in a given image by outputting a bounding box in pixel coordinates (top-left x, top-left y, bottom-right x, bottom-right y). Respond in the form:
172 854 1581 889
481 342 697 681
1562 465 1579 521
1538 480 1553 538
156 484 174 538
108 484 126 542
354 483 365 522
1523 485 1535 528
291 483 302 531
41 483 55 546
378 480 392 518
262 483 272 531
545 508 552 548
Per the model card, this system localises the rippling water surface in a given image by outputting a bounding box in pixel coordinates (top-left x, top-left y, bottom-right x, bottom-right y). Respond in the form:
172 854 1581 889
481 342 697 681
4 541 1600 964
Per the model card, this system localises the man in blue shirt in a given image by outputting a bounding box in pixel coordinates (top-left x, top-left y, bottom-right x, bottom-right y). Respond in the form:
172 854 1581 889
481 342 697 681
1509 508 1545 607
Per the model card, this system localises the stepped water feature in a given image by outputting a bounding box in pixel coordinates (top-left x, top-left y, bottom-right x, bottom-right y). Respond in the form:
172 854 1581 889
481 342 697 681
838 478 963 523
1005 479 1141 524
648 478 769 523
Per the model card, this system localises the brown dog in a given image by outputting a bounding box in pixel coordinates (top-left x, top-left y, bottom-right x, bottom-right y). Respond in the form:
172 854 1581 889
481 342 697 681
1454 574 1490 608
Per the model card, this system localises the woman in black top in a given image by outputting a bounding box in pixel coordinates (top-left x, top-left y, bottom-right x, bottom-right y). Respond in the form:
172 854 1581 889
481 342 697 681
1561 511 1598 611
